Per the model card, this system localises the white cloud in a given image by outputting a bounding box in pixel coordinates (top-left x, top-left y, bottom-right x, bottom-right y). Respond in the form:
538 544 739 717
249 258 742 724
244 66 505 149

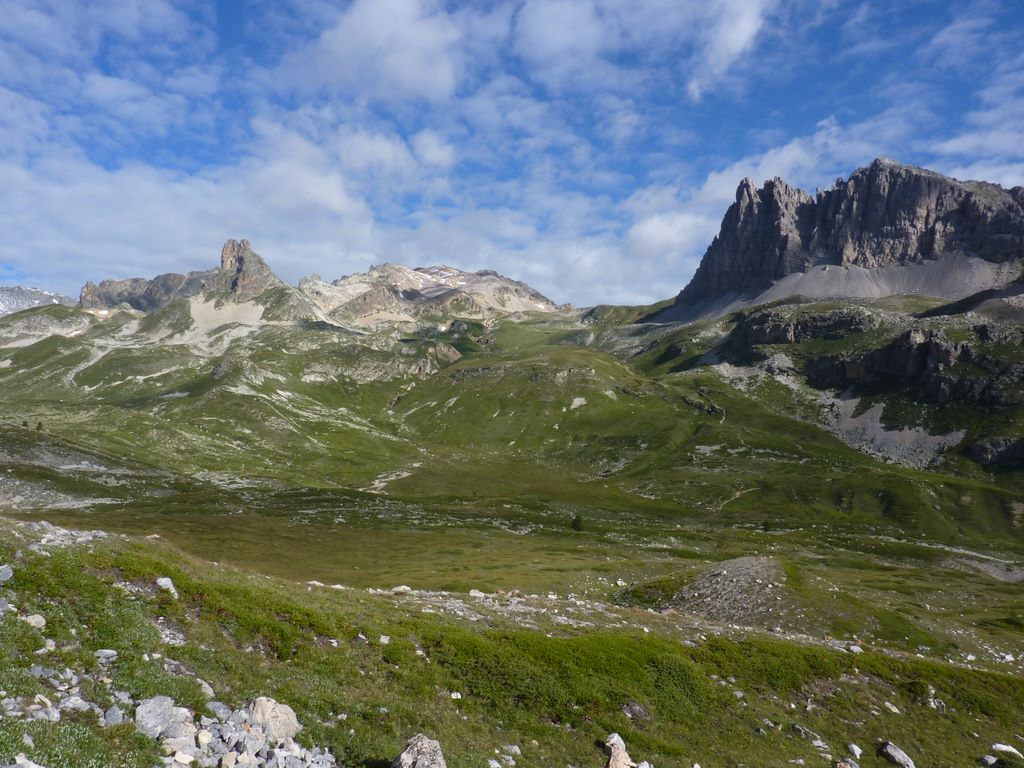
511 0 783 98
280 0 461 102
82 73 186 134
412 130 455 169
512 0 613 89
686 0 774 100
625 211 719 265
338 128 418 177
928 52 1024 179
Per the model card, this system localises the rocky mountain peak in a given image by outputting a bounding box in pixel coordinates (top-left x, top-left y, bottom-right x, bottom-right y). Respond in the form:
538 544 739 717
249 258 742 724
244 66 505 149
220 238 253 272
80 239 284 311
659 159 1024 321
215 239 283 300
298 262 557 328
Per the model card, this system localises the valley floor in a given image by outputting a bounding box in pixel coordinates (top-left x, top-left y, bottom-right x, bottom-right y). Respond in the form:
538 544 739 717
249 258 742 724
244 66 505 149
1 515 1023 768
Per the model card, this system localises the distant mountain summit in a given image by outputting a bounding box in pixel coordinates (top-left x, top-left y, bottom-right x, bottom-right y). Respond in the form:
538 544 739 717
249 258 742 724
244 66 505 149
0 287 75 318
80 239 285 311
657 158 1024 321
299 263 557 328
77 240 557 329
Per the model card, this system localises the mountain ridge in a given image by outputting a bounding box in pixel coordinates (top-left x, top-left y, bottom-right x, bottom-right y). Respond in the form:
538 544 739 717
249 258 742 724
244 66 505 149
0 286 75 318
78 242 559 329
656 158 1024 322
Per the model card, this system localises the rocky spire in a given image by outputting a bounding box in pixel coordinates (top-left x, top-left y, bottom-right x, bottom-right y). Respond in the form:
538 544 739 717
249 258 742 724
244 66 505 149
213 239 283 299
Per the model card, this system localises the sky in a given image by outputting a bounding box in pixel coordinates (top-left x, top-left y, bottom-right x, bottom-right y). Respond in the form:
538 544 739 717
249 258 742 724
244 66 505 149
1 0 1023 306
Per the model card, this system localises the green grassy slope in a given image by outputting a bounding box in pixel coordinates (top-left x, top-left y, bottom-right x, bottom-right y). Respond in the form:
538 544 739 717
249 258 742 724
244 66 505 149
2 519 1023 768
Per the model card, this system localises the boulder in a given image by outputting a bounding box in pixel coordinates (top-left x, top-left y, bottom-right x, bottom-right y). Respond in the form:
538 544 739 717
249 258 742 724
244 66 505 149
0 564 12 583
605 733 637 768
877 741 915 768
621 701 650 721
103 705 124 727
993 744 1024 759
134 695 192 739
250 696 302 742
156 577 179 599
392 733 447 768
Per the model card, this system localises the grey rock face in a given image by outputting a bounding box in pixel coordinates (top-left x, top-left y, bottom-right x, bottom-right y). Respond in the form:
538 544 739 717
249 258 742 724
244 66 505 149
79 239 284 311
674 158 1024 309
392 734 447 768
967 437 1024 468
805 328 1024 407
679 176 815 305
0 564 12 583
726 306 879 358
877 741 916 768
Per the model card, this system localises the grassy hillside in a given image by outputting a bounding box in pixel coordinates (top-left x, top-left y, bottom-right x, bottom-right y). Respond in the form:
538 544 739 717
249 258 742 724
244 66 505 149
2 518 1023 768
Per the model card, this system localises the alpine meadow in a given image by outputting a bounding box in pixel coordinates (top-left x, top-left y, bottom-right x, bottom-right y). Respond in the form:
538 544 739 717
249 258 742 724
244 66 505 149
0 3 1022 768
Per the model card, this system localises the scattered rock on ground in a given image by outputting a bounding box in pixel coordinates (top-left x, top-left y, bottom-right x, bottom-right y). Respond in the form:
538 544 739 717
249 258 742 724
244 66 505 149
877 741 915 768
251 696 303 742
392 733 447 768
605 733 637 768
156 577 179 599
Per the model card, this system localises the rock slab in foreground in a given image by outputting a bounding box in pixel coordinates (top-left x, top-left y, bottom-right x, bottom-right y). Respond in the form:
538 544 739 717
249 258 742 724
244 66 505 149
392 734 447 768
877 741 916 768
605 733 638 768
251 696 302 742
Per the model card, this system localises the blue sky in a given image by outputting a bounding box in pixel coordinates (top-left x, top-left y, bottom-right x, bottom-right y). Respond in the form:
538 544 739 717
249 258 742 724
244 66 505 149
1 0 1022 306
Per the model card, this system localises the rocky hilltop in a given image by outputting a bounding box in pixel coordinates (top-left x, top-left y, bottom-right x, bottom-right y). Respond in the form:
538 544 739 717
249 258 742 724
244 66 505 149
299 263 557 328
0 287 74 318
79 239 285 311
658 159 1024 321
79 241 557 329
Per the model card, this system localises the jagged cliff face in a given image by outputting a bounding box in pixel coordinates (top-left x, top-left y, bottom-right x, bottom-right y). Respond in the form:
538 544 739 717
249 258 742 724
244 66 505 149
679 177 815 302
80 239 284 310
673 159 1024 313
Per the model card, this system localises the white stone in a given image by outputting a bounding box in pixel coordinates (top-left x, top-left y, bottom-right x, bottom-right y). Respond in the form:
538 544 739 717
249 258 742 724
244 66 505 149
993 744 1024 759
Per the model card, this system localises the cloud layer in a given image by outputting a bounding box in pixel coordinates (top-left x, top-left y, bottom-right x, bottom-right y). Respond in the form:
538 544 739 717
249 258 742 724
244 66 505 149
1 0 1022 305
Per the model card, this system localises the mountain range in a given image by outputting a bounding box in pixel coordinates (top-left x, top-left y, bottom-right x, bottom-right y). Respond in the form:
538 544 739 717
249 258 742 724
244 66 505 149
0 158 1019 531
79 239 558 329
63 158 1024 330
0 158 1023 768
